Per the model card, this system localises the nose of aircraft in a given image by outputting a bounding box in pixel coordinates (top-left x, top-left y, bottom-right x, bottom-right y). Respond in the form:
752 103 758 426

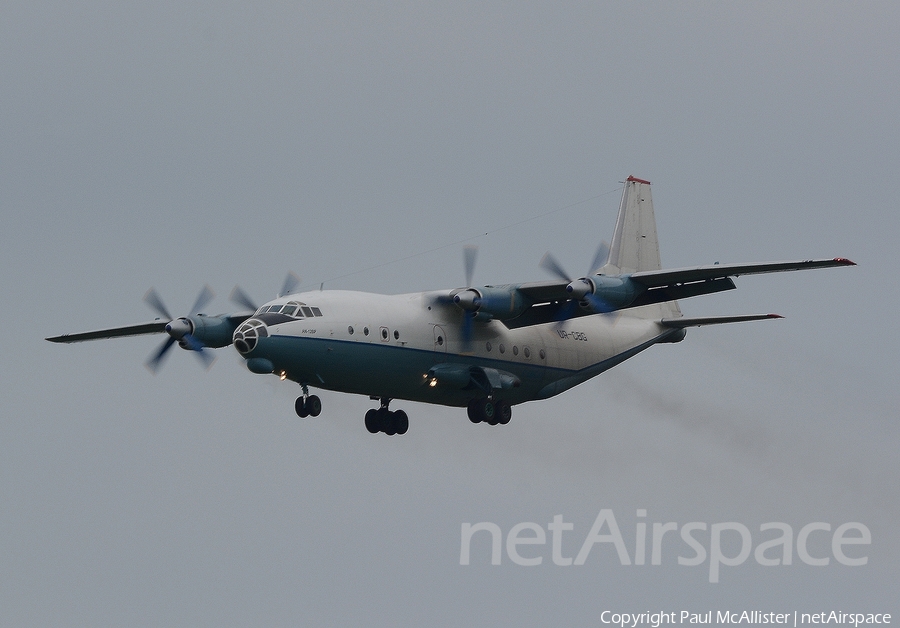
232 318 269 355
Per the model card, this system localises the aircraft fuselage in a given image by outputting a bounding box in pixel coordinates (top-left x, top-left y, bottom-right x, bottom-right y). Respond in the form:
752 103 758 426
235 289 676 408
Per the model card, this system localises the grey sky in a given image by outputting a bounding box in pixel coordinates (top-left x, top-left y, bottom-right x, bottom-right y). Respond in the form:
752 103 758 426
2 2 898 625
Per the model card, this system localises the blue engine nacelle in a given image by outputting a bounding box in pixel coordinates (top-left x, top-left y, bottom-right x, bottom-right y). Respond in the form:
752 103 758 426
452 286 531 320
567 275 645 312
174 314 241 349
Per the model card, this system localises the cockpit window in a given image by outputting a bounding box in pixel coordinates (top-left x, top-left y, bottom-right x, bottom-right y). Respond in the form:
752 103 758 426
253 301 323 319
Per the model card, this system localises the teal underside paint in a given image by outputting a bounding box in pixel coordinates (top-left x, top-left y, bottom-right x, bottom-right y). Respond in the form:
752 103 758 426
244 329 678 407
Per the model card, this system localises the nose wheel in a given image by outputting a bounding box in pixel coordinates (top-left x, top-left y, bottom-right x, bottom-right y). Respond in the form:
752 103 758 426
365 398 409 435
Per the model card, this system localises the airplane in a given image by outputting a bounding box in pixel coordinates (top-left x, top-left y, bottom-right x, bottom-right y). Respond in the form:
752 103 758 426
47 176 855 436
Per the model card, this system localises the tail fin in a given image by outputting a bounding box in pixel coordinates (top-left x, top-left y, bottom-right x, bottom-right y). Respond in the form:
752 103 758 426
603 176 662 274
601 175 681 318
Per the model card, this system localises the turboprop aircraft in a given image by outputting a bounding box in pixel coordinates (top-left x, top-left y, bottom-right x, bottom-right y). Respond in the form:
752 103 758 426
47 176 855 435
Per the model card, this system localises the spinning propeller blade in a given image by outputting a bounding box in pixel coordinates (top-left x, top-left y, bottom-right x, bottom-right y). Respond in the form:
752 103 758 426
145 336 177 374
588 241 610 275
189 285 215 316
279 271 301 297
143 288 173 321
232 270 302 313
539 252 572 282
460 246 479 352
142 285 217 374
540 245 618 323
230 285 259 312
463 246 477 289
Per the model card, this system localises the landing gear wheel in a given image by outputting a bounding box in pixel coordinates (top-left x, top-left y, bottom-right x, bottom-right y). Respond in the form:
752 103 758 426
365 409 379 434
295 396 310 418
468 397 497 425
364 399 409 435
496 400 512 425
306 395 322 417
378 408 396 436
393 410 409 435
467 399 482 424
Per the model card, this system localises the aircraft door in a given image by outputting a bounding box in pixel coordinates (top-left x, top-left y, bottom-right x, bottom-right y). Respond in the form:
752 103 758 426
433 325 447 352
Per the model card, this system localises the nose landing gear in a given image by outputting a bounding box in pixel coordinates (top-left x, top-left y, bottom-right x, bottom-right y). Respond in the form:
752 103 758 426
295 383 322 418
365 397 409 436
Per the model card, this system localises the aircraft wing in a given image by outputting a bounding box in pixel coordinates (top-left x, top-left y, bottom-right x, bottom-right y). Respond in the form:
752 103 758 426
46 321 169 343
629 258 856 288
45 313 253 344
514 280 570 303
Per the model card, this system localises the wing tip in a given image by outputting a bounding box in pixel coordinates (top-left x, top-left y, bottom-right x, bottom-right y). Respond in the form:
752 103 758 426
833 257 856 266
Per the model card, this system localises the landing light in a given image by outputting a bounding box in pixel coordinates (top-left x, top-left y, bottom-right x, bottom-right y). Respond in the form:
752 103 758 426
279 371 287 381
429 378 438 387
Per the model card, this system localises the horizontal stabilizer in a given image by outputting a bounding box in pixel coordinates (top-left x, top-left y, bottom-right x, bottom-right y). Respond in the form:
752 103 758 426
46 321 168 343
660 314 783 328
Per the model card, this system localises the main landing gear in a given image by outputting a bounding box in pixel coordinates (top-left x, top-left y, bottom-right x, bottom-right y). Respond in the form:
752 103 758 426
365 397 409 436
467 398 512 426
295 384 322 418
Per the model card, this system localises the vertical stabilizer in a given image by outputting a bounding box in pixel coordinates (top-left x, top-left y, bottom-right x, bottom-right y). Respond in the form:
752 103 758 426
604 176 662 274
601 176 681 319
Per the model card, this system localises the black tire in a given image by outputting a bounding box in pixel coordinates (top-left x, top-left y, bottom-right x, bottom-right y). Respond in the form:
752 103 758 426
380 409 396 436
365 409 379 434
496 401 512 425
394 409 409 435
467 399 482 424
479 398 496 424
306 395 322 417
295 396 309 418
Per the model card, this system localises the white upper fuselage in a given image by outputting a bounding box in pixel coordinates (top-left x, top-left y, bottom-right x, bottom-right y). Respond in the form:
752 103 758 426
235 289 674 407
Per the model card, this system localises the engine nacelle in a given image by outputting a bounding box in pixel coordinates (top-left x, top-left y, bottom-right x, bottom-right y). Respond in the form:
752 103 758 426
570 275 645 312
452 286 531 321
180 314 240 349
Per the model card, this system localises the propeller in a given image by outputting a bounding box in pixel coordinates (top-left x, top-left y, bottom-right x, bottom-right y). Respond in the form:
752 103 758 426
455 246 479 351
230 271 303 313
229 285 258 312
588 240 611 275
279 271 301 298
539 241 617 321
143 286 216 373
463 245 477 288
